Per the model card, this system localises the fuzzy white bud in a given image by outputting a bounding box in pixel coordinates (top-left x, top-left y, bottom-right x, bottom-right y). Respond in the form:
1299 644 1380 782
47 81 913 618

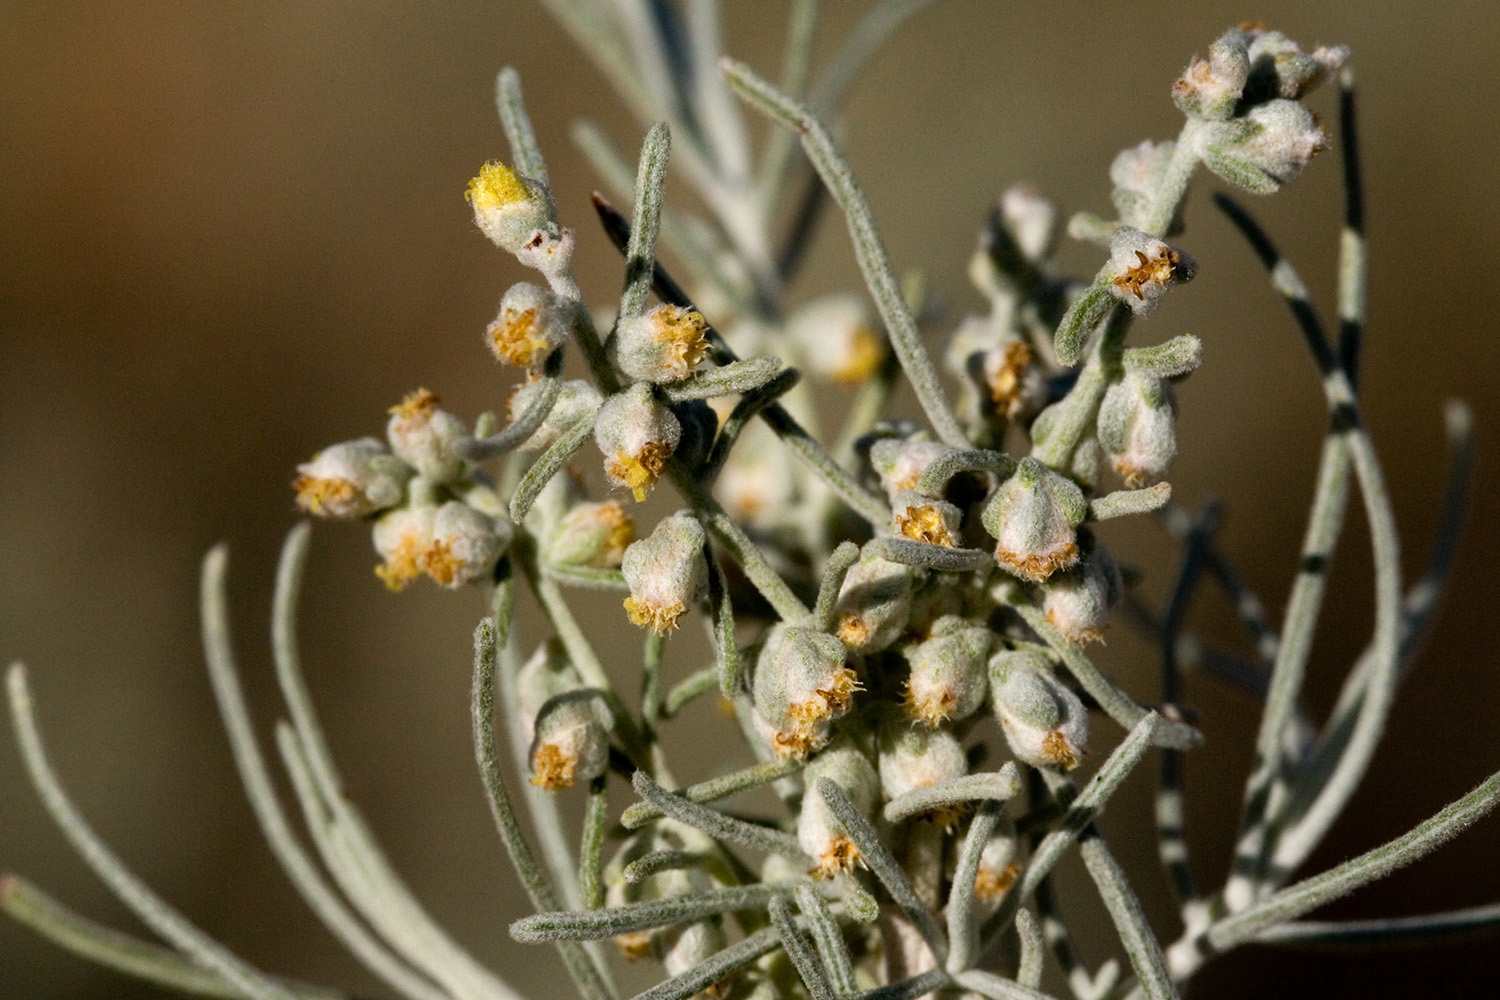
621 512 705 634
982 457 1087 583
613 304 710 384
294 438 410 518
594 383 681 501
487 282 575 369
798 739 878 879
386 389 470 484
753 625 860 759
990 648 1089 771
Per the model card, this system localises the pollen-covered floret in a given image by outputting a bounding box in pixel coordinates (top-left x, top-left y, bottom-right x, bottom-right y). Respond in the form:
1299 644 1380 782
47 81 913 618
990 648 1089 771
294 438 410 518
753 625 860 759
595 383 681 501
465 160 557 255
901 616 994 727
982 457 1087 583
892 490 963 548
621 512 706 634
386 389 470 484
613 304 711 384
487 282 575 368
529 691 613 791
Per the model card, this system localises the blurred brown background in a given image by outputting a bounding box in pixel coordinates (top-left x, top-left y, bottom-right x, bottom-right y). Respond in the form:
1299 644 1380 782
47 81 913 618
4 2 1500 997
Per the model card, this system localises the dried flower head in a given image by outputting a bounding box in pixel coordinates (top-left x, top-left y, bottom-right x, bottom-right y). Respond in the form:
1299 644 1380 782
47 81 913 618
1106 228 1195 315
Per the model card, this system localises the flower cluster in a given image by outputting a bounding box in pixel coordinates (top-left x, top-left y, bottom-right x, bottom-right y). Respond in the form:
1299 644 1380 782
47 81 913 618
15 14 1471 1000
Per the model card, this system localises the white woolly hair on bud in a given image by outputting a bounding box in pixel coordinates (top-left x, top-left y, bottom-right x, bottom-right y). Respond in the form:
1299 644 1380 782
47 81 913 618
1042 540 1123 645
832 553 915 655
487 281 575 368
529 690 613 791
877 708 968 802
1097 370 1179 488
901 615 994 727
612 303 711 384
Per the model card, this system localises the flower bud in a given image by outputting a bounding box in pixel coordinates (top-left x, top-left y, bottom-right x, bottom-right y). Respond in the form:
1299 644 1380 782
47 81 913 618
465 160 558 256
1042 541 1122 645
787 294 887 385
877 709 967 802
999 183 1060 265
982 457 1086 583
1244 28 1348 101
294 437 410 518
1097 371 1178 488
386 389 469 484
753 625 860 759
517 639 580 745
1172 32 1249 120
372 505 435 592
1200 100 1327 194
612 304 711 384
1110 140 1180 234
660 917 725 986
1105 228 1195 316
832 553 914 655
486 282 575 369
892 490 963 548
530 690 613 791
902 615 993 727
545 499 635 570
595 383 681 501
973 827 1020 903
424 501 508 588
621 512 706 633
508 378 602 452
869 434 948 501
798 738 879 879
990 648 1088 771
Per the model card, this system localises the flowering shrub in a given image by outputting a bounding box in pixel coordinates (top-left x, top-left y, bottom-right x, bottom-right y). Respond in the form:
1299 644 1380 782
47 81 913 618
5 7 1495 1000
